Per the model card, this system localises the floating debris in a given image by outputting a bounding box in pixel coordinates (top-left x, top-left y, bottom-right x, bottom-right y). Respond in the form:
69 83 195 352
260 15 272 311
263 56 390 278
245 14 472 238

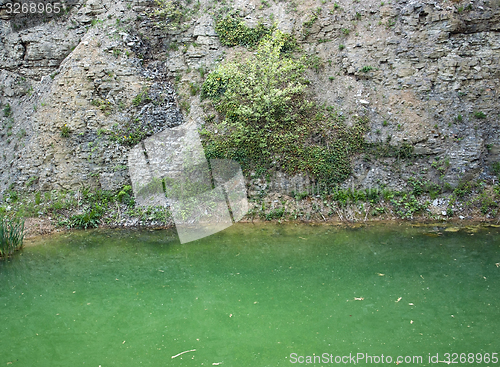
172 349 196 359
424 232 441 237
464 226 480 233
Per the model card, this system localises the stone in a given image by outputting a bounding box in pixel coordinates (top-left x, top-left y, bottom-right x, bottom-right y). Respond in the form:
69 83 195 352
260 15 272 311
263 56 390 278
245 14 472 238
0 0 499 206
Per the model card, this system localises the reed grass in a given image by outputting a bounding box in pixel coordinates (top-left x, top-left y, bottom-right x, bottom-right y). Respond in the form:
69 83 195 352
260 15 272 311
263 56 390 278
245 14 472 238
0 216 25 259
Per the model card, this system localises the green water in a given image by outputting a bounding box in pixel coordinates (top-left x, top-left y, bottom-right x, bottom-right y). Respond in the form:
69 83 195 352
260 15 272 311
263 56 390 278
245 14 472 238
1 224 499 366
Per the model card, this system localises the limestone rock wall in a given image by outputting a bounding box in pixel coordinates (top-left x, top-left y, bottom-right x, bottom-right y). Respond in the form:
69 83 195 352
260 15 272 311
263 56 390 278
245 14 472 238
0 0 499 200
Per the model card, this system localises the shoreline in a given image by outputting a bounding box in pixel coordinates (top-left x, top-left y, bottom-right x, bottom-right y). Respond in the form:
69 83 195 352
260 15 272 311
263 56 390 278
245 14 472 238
23 214 500 242
4 187 498 242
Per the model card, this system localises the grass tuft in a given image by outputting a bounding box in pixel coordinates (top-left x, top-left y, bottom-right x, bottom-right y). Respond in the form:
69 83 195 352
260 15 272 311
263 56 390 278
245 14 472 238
0 216 25 259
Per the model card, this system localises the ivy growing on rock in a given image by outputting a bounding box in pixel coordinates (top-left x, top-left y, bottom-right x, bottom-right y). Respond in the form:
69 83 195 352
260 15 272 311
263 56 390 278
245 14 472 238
215 14 297 51
200 31 367 185
215 14 273 47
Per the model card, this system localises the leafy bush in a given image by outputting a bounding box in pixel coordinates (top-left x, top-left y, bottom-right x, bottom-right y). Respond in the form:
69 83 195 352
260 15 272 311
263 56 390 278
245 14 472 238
201 31 366 184
215 14 273 47
0 216 25 259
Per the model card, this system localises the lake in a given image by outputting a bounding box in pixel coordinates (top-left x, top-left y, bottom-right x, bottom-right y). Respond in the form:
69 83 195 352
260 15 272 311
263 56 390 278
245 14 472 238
1 223 499 366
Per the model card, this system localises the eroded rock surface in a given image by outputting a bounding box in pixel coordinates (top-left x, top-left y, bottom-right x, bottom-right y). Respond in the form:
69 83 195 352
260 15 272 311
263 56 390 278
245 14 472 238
0 0 498 201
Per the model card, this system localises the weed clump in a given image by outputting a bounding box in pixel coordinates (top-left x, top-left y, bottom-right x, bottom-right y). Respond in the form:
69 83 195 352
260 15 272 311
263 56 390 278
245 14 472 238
0 216 25 259
215 14 273 47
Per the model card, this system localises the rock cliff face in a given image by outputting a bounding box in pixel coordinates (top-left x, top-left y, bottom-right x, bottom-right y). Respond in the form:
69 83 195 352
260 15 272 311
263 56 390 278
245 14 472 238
0 0 499 203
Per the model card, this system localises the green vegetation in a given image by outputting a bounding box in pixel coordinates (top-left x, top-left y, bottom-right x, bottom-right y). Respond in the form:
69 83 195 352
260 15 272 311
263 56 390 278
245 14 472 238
59 186 133 229
478 192 497 215
26 176 38 187
360 66 373 73
189 82 200 96
0 216 24 259
252 183 433 221
60 124 71 138
302 10 320 37
17 128 26 139
453 181 475 198
473 111 486 119
407 177 444 199
491 162 500 178
390 193 427 219
69 204 104 229
386 18 396 27
260 0 271 9
201 31 367 185
91 18 104 27
329 187 385 206
457 4 473 13
3 103 12 117
168 43 179 51
153 0 186 31
91 99 113 115
132 88 151 106
494 184 500 196
364 141 414 160
215 14 274 48
307 54 324 72
110 118 148 146
0 185 173 231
